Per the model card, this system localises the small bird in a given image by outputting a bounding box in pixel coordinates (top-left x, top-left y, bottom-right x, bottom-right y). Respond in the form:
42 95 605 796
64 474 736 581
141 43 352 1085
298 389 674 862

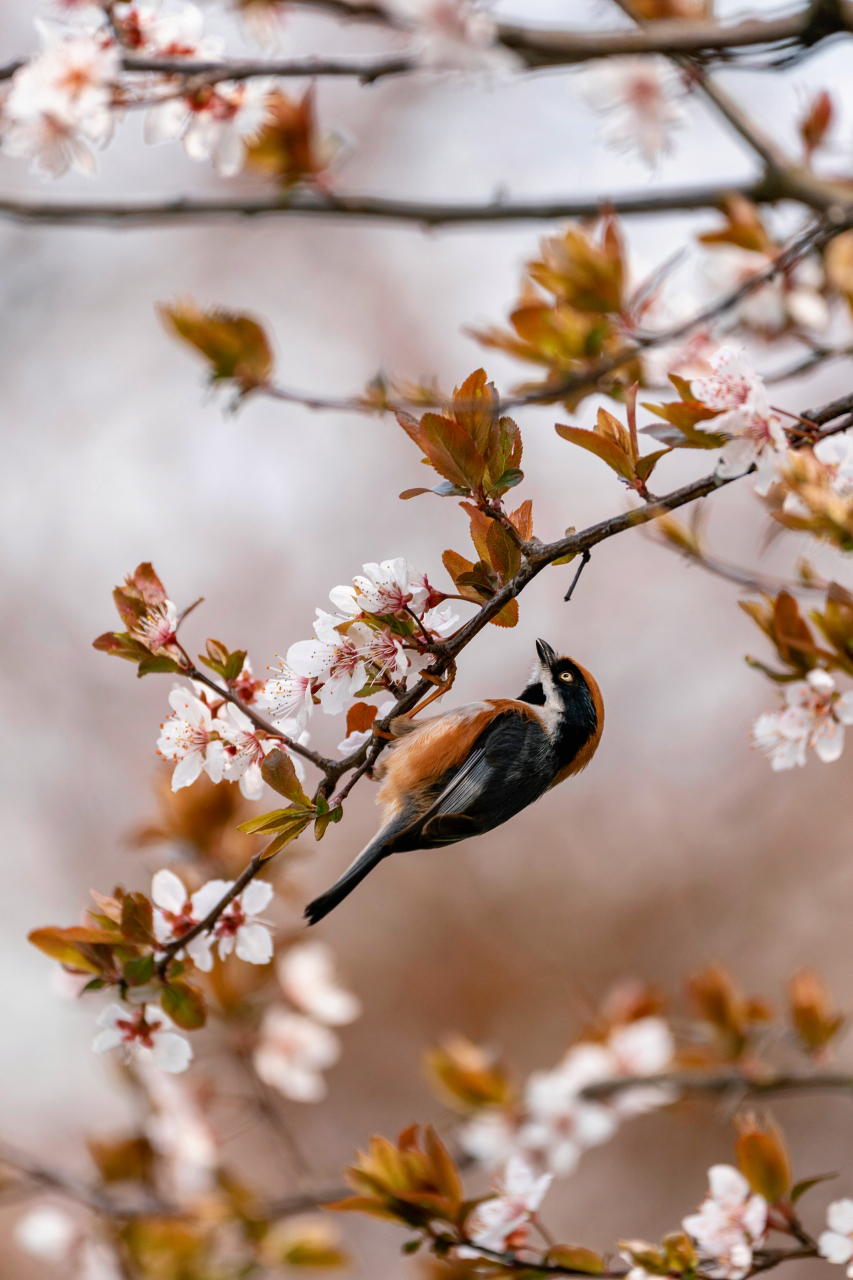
304 640 603 925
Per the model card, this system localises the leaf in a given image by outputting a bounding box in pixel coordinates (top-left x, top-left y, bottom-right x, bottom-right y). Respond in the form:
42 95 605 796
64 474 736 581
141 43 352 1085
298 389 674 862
137 654 184 678
485 521 522 582
92 631 152 663
315 806 343 841
238 804 313 835
490 598 519 628
88 1136 154 1185
394 409 424 449
555 423 635 482
261 812 315 858
420 414 485 490
485 415 523 493
399 481 469 500
442 550 489 605
160 302 274 390
508 499 533 542
489 468 524 494
28 927 107 974
347 704 378 736
545 1246 605 1275
161 979 207 1029
791 1172 838 1203
120 892 155 945
123 955 155 987
452 369 498 457
635 448 671 483
261 749 312 807
735 1114 792 1204
596 407 633 458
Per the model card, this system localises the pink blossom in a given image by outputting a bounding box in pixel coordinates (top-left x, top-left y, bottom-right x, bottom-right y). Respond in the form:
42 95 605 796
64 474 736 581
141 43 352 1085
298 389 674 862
157 686 227 791
131 598 178 652
146 77 274 176
753 669 853 770
258 662 315 731
386 0 517 72
93 1003 193 1073
692 347 787 495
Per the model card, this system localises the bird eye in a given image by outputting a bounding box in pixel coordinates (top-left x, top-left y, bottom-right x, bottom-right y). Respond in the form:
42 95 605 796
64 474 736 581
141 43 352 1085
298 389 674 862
559 671 574 683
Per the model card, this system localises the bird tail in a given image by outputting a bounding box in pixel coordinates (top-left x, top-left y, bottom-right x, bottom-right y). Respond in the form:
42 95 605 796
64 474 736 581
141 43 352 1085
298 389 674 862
303 838 391 926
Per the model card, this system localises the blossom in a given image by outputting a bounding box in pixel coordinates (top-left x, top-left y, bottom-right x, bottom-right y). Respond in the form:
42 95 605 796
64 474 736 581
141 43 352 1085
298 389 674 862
151 868 214 970
701 247 829 336
753 669 853 770
277 941 362 1025
253 1008 340 1101
219 703 270 799
14 1207 77 1260
130 598 178 652
329 557 430 619
520 1052 618 1175
682 1165 767 1280
459 1109 521 1170
157 685 228 791
819 1200 853 1274
257 662 315 731
692 347 787 495
147 77 275 176
93 1004 193 1073
231 655 264 705
386 0 517 72
783 430 853 518
422 602 460 635
604 1016 676 1116
188 878 275 968
116 1 223 59
579 57 686 166
460 1156 552 1256
137 1057 217 1200
287 612 372 715
3 22 119 177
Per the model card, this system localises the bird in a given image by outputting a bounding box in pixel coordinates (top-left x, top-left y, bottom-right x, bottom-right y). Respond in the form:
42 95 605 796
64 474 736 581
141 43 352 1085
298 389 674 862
304 639 603 925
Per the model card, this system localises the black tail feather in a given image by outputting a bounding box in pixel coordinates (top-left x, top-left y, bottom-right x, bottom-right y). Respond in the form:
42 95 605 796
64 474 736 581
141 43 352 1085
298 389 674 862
303 841 390 925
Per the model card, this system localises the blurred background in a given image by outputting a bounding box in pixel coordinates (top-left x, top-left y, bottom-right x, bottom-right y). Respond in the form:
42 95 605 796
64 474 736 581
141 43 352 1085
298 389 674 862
1 0 852 1274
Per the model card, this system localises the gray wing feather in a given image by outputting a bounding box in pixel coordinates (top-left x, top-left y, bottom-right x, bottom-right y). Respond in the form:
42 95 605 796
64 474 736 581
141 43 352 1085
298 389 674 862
431 748 493 816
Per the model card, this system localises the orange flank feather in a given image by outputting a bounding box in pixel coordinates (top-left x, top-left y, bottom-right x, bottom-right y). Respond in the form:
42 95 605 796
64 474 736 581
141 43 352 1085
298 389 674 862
548 661 604 787
376 699 541 821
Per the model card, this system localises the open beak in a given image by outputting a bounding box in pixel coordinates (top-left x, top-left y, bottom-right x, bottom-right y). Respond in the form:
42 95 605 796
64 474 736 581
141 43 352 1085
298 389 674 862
536 638 557 668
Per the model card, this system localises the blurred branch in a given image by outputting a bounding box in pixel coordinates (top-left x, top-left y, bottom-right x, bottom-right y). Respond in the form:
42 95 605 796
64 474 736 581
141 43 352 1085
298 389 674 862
581 1068 853 1100
0 178 776 228
766 342 853 384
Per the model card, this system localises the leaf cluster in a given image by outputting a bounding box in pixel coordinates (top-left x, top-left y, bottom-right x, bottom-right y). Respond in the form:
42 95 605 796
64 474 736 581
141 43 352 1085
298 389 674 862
328 1124 466 1233
557 404 669 498
397 369 523 502
740 585 853 681
245 87 328 189
442 499 533 629
237 747 341 853
424 1035 513 1114
160 301 274 395
92 562 185 678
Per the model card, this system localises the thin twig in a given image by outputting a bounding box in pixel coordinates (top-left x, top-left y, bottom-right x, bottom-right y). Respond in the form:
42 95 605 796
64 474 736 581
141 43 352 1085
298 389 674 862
580 1068 853 1101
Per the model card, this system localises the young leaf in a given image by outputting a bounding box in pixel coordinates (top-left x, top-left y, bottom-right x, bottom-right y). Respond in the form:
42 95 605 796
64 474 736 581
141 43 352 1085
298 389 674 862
555 423 635 482
161 979 207 1030
419 415 485 491
261 748 311 807
159 302 274 391
120 892 155 945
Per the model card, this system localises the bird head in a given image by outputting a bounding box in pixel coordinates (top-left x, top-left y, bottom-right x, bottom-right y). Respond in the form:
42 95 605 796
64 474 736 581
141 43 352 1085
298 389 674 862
518 639 600 721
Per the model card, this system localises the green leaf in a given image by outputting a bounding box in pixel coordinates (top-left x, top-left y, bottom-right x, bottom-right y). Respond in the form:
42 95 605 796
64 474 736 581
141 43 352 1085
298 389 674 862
314 805 343 841
83 977 106 992
545 1246 605 1275
161 979 207 1030
261 812 315 859
402 1241 422 1256
488 467 525 496
123 954 155 987
137 654 184 678
485 415 522 490
121 892 154 944
555 423 635 481
237 806 311 835
399 481 470 500
791 1173 838 1203
261 749 311 807
223 649 248 683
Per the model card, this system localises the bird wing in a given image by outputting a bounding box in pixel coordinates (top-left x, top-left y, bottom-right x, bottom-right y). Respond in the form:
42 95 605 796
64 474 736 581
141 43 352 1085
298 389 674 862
389 710 552 850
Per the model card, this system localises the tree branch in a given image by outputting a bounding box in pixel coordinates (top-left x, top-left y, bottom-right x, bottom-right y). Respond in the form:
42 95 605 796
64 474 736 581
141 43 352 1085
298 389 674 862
581 1068 853 1101
0 178 777 228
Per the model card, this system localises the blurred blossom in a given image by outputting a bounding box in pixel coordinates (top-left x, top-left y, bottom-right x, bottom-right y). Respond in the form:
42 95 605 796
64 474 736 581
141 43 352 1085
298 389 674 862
753 669 853 770
138 1059 218 1201
459 1156 552 1256
115 1 224 59
386 0 518 72
253 1008 340 1101
702 248 829 336
682 1165 767 1280
459 1109 520 1169
14 1206 77 1260
820 1200 853 1273
277 940 362 1025
52 966 91 999
130 598 178 653
79 1241 124 1280
520 1052 619 1175
147 78 276 177
93 1004 193 1073
692 347 786 495
578 57 686 166
784 430 853 517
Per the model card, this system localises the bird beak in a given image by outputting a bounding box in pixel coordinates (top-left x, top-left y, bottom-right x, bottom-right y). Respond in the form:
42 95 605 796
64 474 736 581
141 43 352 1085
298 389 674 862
536 638 557 668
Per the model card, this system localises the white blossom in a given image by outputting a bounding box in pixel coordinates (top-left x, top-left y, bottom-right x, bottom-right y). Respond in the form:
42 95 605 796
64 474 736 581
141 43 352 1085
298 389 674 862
219 702 271 799
188 878 275 968
130 598 178 652
116 1 223 60
459 1109 521 1170
253 1008 340 1101
287 612 373 716
682 1165 767 1280
147 77 274 176
157 685 228 791
423 602 460 635
277 941 362 1026
820 1200 853 1274
257 663 315 731
579 57 686 166
137 1057 218 1201
692 346 787 495
329 557 430 619
93 1004 193 1073
702 247 829 336
3 22 119 177
520 1051 618 1175
753 669 853 770
14 1207 77 1260
460 1156 552 1256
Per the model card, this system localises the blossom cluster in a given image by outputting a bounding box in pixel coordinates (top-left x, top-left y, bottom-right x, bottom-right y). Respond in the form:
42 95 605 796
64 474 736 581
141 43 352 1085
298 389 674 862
460 1014 675 1176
